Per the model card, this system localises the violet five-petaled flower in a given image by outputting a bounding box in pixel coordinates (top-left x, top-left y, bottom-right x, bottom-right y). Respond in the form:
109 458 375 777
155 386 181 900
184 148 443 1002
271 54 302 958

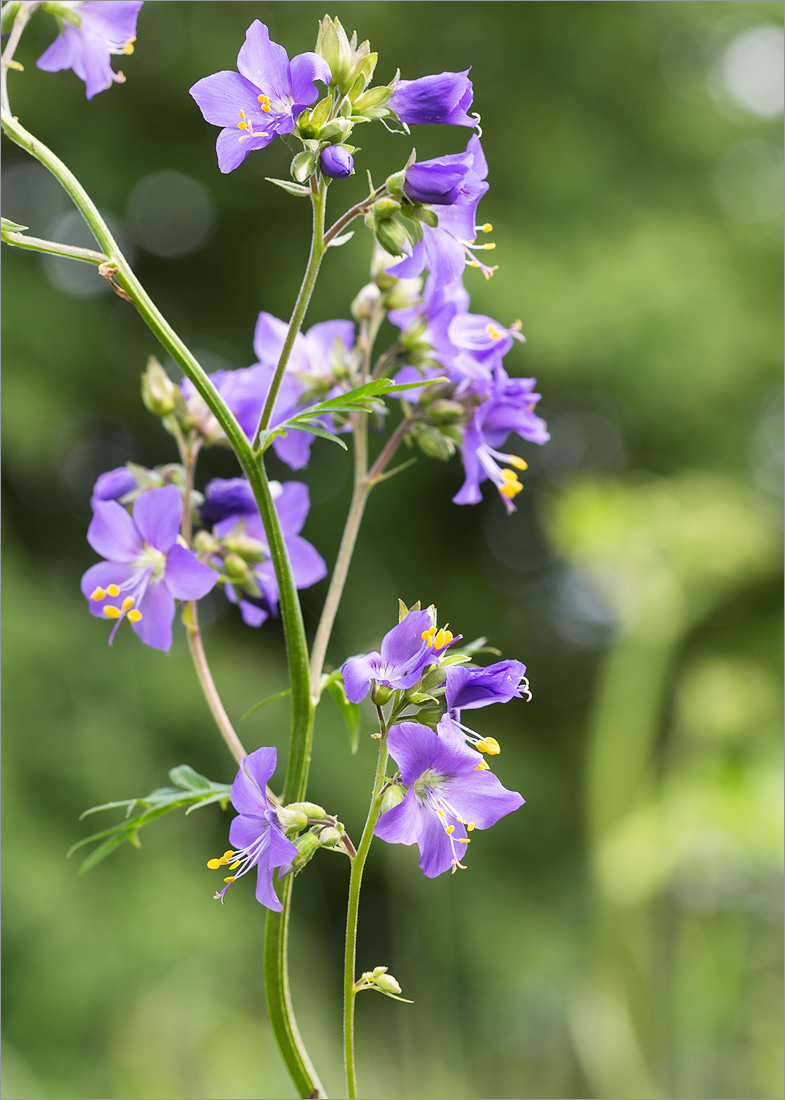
390 70 477 128
341 609 455 704
189 19 331 173
208 747 298 910
208 479 327 628
37 1 143 100
374 723 524 877
81 484 218 651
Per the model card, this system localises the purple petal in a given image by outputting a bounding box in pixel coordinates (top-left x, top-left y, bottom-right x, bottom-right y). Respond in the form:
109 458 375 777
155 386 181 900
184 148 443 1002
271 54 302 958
37 30 77 74
239 599 270 628
215 125 274 174
79 1 142 43
286 536 327 591
272 430 314 471
374 788 424 846
87 500 143 562
391 71 475 127
201 477 257 525
190 70 265 127
445 659 528 710
275 481 309 537
132 485 182 553
443 769 524 831
386 239 427 280
236 20 291 104
267 816 299 865
304 319 355 363
253 311 292 367
417 810 456 877
91 466 138 505
231 746 277 815
164 544 218 601
229 814 266 851
242 746 278 800
379 609 432 670
289 51 332 110
422 226 468 286
131 580 175 651
341 654 380 704
386 722 443 786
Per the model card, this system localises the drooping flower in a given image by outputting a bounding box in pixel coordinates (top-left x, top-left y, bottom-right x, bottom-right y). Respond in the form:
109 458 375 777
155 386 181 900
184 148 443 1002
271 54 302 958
453 366 549 513
207 747 298 910
374 723 524 877
190 20 331 173
387 136 494 287
403 148 477 206
81 484 218 651
445 660 531 710
320 145 354 179
390 70 477 128
209 480 326 628
37 1 143 100
342 609 456 704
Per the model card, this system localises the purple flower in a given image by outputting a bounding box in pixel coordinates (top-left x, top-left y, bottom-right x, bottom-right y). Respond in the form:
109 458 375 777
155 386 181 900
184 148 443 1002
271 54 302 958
445 660 531 711
387 136 493 287
208 747 297 910
253 311 355 392
37 1 142 100
342 609 455 704
212 480 326 628
454 366 549 513
320 145 354 179
403 148 476 206
91 465 139 507
374 723 524 877
200 477 256 526
390 70 476 128
81 484 218 651
190 20 331 173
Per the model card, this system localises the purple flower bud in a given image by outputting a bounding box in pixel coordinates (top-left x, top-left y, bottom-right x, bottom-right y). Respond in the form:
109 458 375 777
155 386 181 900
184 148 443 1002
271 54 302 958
390 70 476 128
403 150 475 206
320 144 354 179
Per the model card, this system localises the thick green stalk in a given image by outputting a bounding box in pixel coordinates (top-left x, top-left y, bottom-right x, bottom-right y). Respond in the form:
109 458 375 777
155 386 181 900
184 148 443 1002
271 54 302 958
343 710 390 1100
2 109 323 1099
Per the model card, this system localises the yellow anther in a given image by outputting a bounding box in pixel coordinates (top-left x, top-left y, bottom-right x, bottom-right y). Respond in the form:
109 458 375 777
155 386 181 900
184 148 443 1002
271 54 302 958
499 478 523 500
106 584 120 597
468 260 480 268
223 875 236 883
446 825 455 835
467 822 475 831
239 109 246 118
433 629 447 648
437 808 445 817
477 737 500 755
222 850 235 862
207 858 222 869
230 860 241 870
506 454 528 471
458 838 471 844
103 606 122 619
123 38 135 55
90 587 106 601
122 596 135 611
486 324 503 340
480 222 493 233
481 242 497 251
475 759 490 771
127 610 142 623
237 121 247 130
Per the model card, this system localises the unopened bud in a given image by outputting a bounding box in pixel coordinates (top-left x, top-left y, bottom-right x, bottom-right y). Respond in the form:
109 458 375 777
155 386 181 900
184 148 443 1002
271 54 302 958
318 826 342 848
287 801 328 820
223 552 252 584
353 83 392 112
222 535 267 563
141 355 178 416
420 665 447 692
276 807 309 834
291 151 318 184
316 16 352 88
426 399 468 425
371 197 401 222
193 530 218 555
373 215 415 259
371 682 393 705
380 784 406 815
351 282 382 321
376 972 402 995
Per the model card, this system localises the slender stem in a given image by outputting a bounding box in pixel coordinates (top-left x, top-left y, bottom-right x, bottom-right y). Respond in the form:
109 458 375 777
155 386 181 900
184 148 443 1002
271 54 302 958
343 706 390 1100
366 417 409 484
177 432 248 766
2 109 322 1099
0 1 33 114
253 177 327 447
324 184 385 246
2 230 107 264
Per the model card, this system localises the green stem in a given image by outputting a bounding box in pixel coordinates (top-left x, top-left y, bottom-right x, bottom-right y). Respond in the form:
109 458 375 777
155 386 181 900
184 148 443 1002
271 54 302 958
1 230 107 264
253 177 327 447
2 109 322 1099
343 707 390 1100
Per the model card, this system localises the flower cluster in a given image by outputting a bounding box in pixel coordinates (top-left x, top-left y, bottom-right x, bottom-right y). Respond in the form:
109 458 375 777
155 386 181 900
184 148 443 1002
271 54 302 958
343 606 528 877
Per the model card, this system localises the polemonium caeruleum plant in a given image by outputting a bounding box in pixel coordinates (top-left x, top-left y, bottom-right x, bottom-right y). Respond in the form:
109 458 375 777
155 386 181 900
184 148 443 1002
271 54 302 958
2 6 549 1096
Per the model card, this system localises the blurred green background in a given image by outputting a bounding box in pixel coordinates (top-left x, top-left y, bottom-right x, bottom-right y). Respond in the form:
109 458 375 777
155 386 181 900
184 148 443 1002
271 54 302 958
2 3 783 1098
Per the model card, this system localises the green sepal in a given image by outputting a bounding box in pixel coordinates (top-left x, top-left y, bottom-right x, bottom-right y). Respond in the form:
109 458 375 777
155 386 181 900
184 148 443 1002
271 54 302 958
1 3 21 34
42 0 82 26
1 217 28 234
265 177 312 197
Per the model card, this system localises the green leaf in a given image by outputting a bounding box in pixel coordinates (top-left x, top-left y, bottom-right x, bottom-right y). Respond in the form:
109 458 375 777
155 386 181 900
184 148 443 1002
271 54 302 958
68 767 231 873
1 217 28 233
265 177 312 197
287 422 348 449
242 687 292 720
325 678 361 753
329 230 355 248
